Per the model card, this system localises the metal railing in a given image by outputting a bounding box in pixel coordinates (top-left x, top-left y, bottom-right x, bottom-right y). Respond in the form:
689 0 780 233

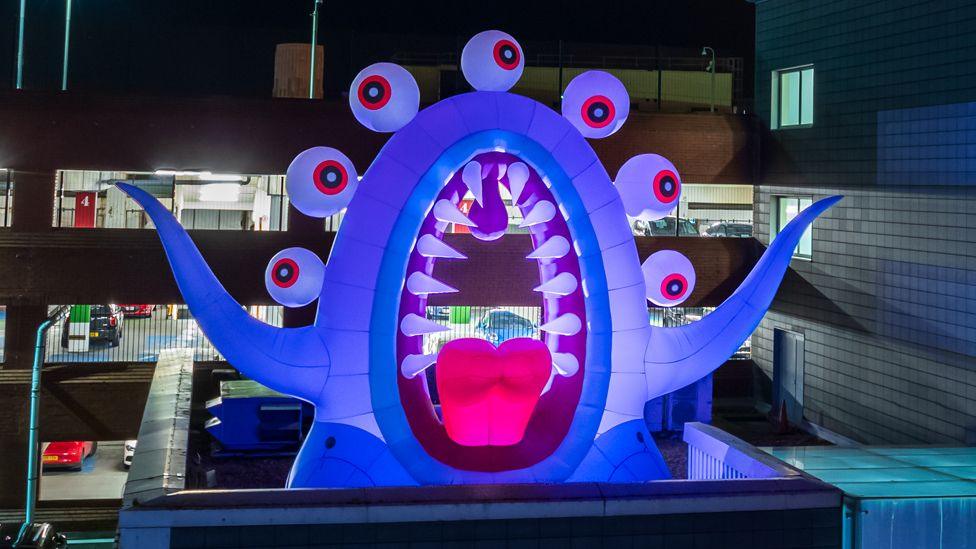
44 305 281 364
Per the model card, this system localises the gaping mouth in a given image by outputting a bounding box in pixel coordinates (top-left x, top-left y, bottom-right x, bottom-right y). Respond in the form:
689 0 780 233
396 151 587 471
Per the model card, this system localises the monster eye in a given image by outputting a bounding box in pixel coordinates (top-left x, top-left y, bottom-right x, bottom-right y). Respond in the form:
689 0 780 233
461 30 524 92
561 71 630 139
286 147 358 218
614 154 682 221
642 250 696 307
349 62 419 132
265 247 326 307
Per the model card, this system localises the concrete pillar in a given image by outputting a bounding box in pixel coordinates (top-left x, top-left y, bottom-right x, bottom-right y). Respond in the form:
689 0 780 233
3 305 49 370
2 170 57 508
10 169 57 232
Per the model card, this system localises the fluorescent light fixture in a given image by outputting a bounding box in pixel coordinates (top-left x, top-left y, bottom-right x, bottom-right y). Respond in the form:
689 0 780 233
154 169 210 177
200 173 246 182
199 183 241 202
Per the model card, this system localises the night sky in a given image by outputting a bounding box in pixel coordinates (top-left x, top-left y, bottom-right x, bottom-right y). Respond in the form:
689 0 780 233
0 0 754 98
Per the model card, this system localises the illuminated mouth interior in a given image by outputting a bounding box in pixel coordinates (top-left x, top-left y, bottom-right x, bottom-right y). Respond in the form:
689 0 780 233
396 151 587 469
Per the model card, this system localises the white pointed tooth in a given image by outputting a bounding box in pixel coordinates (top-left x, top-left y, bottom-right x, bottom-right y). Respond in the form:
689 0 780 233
400 313 450 337
533 272 578 296
433 199 476 227
417 234 466 259
540 366 557 396
406 272 457 296
526 235 570 260
507 162 529 204
496 163 508 181
519 200 556 228
552 352 580 377
539 313 582 336
461 161 484 206
401 353 437 379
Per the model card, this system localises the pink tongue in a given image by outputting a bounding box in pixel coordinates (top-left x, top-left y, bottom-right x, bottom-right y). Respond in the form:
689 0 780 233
436 337 552 447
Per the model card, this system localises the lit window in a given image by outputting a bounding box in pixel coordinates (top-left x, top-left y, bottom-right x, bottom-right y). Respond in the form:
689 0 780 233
771 66 813 129
771 196 813 259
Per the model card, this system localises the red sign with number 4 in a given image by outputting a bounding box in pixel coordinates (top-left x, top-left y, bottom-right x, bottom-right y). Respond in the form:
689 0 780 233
74 191 96 228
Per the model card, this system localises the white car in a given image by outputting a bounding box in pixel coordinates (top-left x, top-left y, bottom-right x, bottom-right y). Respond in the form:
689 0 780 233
122 440 136 469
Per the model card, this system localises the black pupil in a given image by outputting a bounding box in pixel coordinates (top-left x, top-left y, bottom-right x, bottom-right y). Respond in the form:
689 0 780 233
659 176 676 197
587 101 609 122
318 166 343 189
276 263 294 282
499 45 516 64
363 82 385 104
667 280 683 296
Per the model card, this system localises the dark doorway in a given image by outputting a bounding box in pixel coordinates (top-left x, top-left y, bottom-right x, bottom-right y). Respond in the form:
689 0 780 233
773 329 804 424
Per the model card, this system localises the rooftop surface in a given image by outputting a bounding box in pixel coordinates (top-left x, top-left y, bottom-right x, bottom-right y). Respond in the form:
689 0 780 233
764 446 976 499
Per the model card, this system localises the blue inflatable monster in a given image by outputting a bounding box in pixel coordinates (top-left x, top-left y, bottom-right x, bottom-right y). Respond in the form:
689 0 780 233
120 30 839 488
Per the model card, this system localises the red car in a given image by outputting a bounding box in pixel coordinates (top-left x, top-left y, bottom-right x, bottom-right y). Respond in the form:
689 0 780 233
42 441 96 471
120 304 154 318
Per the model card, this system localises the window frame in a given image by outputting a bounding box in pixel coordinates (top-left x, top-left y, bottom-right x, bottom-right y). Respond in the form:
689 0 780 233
770 64 814 130
771 195 815 261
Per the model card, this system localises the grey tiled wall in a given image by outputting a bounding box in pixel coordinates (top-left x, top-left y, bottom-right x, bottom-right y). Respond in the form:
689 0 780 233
169 508 841 548
754 184 976 444
752 0 976 444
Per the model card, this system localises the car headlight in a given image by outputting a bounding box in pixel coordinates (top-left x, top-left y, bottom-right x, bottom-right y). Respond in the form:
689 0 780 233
125 443 135 451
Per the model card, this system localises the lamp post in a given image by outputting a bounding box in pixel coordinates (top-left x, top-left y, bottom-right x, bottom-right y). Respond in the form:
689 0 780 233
62 0 73 91
701 46 715 113
15 0 26 89
309 0 323 99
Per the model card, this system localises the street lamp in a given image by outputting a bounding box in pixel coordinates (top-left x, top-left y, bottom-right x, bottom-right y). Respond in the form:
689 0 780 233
15 0 26 89
309 0 324 99
62 0 73 90
701 46 715 113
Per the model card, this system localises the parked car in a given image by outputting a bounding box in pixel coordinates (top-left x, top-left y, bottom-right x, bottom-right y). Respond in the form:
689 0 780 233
633 217 700 237
704 222 753 238
60 305 124 348
474 309 537 346
119 304 155 318
0 522 67 548
42 441 96 471
428 306 450 320
122 440 136 469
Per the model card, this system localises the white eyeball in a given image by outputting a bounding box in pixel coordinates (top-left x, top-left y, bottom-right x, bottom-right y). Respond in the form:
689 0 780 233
642 250 696 307
461 30 524 92
561 70 630 138
286 147 358 218
615 154 681 221
349 62 420 132
265 247 325 307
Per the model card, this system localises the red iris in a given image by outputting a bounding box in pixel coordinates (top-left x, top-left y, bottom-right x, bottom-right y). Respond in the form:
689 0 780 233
312 160 348 196
652 170 680 204
357 74 391 110
272 258 299 288
492 40 520 70
660 273 688 299
580 95 615 128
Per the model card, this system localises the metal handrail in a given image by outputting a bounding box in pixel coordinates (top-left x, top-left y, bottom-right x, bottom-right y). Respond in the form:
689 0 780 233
18 305 70 544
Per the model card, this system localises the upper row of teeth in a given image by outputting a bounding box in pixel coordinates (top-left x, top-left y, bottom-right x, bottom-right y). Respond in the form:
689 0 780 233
400 160 582 385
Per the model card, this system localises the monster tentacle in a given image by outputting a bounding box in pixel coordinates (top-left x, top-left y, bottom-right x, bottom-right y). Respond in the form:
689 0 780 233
117 183 330 400
643 195 841 399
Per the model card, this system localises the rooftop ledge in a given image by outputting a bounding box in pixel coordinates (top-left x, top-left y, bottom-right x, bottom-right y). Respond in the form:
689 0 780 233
120 476 839 529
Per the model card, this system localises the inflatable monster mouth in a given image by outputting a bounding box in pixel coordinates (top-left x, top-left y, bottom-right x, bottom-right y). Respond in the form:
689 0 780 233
396 151 588 463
